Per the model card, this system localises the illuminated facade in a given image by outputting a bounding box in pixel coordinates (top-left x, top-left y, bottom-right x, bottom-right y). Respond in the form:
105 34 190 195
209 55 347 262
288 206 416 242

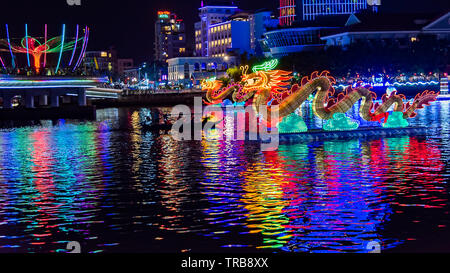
154 11 186 62
262 27 336 57
279 0 297 26
279 0 378 26
167 56 237 85
195 4 239 57
301 0 368 21
208 13 251 57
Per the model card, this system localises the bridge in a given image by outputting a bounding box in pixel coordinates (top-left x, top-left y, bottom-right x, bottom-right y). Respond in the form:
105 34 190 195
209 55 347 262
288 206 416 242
0 76 119 108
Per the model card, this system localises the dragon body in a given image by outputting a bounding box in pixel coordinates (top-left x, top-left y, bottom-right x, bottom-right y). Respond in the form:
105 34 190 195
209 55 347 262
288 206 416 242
202 68 438 125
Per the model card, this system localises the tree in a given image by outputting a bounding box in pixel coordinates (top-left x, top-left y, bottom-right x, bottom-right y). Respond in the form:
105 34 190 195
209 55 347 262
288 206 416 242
217 76 231 86
227 66 243 83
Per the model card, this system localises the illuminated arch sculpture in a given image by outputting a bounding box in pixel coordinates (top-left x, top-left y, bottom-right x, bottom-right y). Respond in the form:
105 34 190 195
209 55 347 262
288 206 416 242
0 24 89 74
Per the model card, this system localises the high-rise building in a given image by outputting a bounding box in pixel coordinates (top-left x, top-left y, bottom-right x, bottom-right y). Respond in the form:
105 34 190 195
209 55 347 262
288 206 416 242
279 0 380 26
279 0 297 26
208 13 251 57
194 1 239 56
154 11 187 62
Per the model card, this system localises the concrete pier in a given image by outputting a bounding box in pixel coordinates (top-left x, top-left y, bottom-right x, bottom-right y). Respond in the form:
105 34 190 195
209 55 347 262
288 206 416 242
78 88 87 106
25 94 35 108
50 93 60 108
39 95 48 106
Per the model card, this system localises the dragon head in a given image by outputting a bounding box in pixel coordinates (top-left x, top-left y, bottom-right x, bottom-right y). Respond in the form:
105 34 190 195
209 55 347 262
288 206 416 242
235 64 293 102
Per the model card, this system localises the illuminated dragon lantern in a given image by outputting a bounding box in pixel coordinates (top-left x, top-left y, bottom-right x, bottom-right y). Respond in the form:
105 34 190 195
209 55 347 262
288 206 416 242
201 60 439 129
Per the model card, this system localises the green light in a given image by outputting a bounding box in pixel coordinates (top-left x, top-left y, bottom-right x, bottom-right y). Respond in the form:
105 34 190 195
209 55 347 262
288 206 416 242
252 59 279 73
323 113 359 131
277 112 308 134
382 112 409 128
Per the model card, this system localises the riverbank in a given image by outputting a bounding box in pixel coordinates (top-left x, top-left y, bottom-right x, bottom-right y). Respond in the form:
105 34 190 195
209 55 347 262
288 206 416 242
93 90 206 108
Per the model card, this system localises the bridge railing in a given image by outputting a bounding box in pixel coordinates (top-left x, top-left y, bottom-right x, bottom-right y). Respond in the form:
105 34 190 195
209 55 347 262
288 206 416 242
121 89 203 96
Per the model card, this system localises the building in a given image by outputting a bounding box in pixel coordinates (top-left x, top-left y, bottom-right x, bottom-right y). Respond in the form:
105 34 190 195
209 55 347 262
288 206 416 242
83 49 117 77
263 0 382 57
321 12 450 48
262 27 338 57
195 1 240 57
249 9 279 56
117 59 134 78
167 56 237 86
208 12 252 57
279 0 380 26
154 11 187 62
123 68 140 83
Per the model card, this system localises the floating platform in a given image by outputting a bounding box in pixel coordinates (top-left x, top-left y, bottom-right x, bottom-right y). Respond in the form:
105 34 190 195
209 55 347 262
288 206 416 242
0 106 96 121
249 126 430 144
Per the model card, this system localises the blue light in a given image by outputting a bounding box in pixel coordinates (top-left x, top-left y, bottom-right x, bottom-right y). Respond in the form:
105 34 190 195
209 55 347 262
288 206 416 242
5 24 15 68
25 24 30 67
55 24 66 74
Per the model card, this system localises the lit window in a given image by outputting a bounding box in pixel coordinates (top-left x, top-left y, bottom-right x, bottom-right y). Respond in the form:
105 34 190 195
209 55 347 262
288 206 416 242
101 52 107 57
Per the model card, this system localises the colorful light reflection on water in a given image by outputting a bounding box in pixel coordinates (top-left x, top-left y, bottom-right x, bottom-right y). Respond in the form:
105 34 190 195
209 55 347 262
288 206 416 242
0 101 448 253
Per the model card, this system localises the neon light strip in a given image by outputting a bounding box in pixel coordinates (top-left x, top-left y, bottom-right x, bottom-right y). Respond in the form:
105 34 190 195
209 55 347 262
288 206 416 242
73 26 89 71
334 81 440 89
0 79 107 84
55 24 66 74
0 56 6 70
68 24 79 66
0 85 97 89
44 24 47 68
252 59 279 73
5 24 15 68
25 24 31 67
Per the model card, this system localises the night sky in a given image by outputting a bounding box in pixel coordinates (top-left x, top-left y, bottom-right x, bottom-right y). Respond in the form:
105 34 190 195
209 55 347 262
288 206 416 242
2 0 448 63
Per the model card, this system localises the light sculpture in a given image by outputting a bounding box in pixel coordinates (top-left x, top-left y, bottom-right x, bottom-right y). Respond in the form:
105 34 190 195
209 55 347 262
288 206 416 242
201 60 439 132
323 113 359 131
277 112 308 133
382 112 409 128
0 24 89 74
252 59 279 73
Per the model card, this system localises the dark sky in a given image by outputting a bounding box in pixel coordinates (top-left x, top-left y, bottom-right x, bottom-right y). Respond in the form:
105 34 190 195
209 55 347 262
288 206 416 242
1 0 449 63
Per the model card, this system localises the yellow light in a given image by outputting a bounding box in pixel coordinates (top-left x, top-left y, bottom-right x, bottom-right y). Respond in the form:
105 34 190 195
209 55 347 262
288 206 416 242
101 52 107 57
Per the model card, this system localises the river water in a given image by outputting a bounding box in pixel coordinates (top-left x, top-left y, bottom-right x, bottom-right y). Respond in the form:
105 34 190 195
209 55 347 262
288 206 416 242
0 100 448 253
